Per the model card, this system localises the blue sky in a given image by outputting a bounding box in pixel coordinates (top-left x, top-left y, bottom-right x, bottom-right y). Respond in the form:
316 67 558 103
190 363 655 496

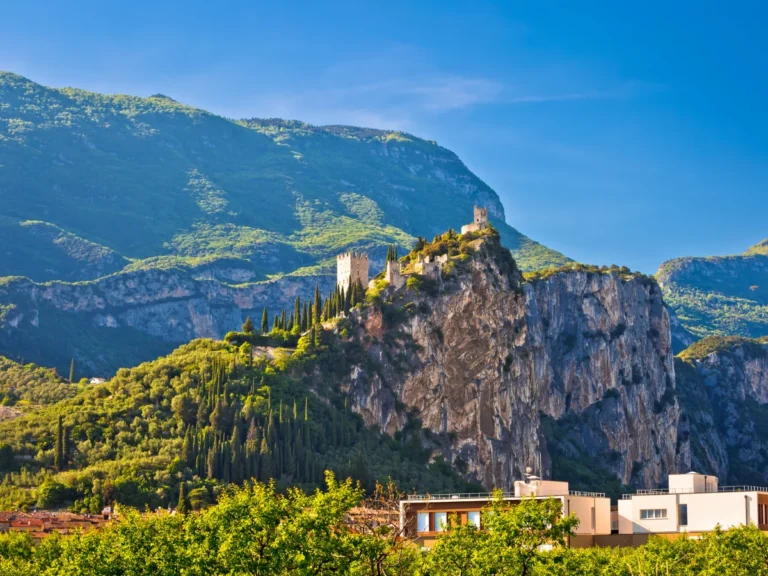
1 1 766 272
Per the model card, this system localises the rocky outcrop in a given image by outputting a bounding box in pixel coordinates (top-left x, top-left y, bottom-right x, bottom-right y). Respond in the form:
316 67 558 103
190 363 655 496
344 239 681 490
676 338 768 484
0 269 334 373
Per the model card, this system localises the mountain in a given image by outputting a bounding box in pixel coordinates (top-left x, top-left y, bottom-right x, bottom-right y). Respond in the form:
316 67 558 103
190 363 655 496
0 71 570 375
657 239 768 345
0 228 673 508
675 335 768 485
2 226 768 510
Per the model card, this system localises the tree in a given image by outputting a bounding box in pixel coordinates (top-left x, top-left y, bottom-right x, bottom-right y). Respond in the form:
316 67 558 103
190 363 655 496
481 494 578 576
261 308 269 333
68 358 75 384
177 482 191 515
172 393 197 426
54 415 64 471
242 316 254 334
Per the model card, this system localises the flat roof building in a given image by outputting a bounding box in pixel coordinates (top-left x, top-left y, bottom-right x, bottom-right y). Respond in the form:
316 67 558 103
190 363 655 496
399 476 611 549
618 472 768 535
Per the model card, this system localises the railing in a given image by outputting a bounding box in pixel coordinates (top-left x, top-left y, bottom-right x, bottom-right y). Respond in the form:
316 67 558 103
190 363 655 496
622 485 768 499
404 490 605 501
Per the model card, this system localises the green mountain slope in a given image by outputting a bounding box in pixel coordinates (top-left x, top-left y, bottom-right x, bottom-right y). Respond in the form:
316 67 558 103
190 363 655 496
0 72 568 278
657 239 768 340
0 71 569 374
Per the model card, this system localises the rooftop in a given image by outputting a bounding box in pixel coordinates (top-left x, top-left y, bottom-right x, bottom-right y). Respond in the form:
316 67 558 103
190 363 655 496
403 490 606 501
622 485 768 499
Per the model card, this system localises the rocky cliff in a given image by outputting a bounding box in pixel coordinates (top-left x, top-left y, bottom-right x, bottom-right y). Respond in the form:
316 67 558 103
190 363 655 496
675 336 768 485
343 235 681 492
0 268 334 374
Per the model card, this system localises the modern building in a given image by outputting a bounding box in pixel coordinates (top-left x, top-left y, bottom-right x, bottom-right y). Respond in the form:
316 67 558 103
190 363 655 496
618 472 768 535
399 476 611 549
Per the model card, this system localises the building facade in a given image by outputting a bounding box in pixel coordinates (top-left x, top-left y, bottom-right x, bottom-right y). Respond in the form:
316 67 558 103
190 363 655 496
336 251 369 292
400 477 611 549
618 472 768 535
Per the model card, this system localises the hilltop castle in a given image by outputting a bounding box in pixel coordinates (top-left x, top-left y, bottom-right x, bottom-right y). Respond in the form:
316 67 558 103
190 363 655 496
461 206 488 234
337 251 369 292
337 206 488 292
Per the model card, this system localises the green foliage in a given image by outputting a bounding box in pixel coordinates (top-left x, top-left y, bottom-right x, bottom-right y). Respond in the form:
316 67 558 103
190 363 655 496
0 327 472 510
658 246 768 340
678 335 768 361
0 356 75 407
2 483 765 576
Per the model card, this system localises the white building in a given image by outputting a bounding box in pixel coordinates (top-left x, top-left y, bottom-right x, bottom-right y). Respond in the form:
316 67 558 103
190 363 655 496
618 472 768 534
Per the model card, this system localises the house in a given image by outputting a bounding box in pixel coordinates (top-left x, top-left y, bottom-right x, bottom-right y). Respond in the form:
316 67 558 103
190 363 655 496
618 472 768 535
399 475 611 549
89 377 106 384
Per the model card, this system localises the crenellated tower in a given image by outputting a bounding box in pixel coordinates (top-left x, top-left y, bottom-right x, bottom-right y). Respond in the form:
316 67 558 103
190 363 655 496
337 251 369 292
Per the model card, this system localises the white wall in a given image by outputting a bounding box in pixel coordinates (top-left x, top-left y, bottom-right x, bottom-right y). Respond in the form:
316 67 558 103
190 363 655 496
619 492 759 534
679 492 755 532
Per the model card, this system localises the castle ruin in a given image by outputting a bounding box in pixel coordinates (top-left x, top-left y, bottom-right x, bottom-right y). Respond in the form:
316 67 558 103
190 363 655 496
461 205 488 234
337 251 369 292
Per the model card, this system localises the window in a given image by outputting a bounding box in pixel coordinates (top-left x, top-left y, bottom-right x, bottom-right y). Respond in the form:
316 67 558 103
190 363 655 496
467 511 480 528
434 512 448 532
759 504 768 526
417 513 429 533
678 504 688 526
640 509 667 520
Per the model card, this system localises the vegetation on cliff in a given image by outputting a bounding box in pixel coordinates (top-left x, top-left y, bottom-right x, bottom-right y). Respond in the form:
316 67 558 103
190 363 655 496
657 239 768 340
0 323 475 511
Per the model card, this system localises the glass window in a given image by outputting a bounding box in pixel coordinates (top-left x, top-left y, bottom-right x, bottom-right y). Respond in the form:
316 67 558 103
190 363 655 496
417 513 429 532
467 511 480 528
434 512 448 532
678 504 688 526
641 509 667 520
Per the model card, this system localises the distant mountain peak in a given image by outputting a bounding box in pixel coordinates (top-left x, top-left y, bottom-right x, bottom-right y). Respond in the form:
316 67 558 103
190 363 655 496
746 239 768 255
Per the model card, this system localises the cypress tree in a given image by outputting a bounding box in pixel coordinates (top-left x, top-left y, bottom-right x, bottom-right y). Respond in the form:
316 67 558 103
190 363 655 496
54 415 64 471
313 284 321 325
181 427 194 466
280 309 287 330
272 315 279 332
68 359 75 384
177 482 191 515
261 308 269 333
287 311 294 331
301 302 308 331
242 316 254 334
294 297 301 330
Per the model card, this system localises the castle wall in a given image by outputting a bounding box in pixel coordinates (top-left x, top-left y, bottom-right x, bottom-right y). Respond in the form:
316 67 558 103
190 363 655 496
337 252 369 292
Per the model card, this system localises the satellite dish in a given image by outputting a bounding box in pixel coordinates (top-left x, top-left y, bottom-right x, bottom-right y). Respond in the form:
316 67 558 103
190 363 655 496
525 466 533 475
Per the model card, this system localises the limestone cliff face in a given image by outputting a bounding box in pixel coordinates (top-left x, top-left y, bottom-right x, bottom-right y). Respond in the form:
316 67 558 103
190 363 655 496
0 269 334 372
344 242 680 490
676 339 768 484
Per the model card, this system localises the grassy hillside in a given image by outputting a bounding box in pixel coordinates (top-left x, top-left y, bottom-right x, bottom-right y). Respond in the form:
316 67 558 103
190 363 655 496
0 72 568 279
0 331 476 511
657 239 768 340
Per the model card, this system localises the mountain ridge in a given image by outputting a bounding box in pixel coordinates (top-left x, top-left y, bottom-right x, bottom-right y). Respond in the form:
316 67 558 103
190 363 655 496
0 71 570 374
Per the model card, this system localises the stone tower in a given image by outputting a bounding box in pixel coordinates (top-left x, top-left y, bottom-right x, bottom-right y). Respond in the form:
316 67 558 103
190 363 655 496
461 205 489 234
473 205 488 227
337 251 369 292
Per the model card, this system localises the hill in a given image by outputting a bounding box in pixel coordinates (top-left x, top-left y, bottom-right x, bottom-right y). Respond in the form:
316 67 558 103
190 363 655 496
0 71 570 374
656 239 768 342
